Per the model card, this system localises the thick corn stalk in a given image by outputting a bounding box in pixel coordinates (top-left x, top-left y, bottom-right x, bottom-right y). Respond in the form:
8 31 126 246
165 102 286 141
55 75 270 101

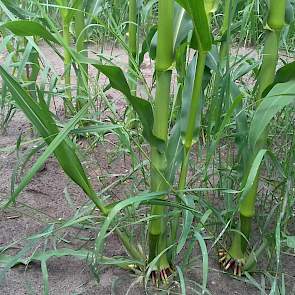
148 0 174 276
224 0 286 273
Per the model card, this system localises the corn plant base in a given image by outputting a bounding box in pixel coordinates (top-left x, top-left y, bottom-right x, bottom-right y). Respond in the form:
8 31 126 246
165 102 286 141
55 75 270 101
218 249 245 277
151 267 173 287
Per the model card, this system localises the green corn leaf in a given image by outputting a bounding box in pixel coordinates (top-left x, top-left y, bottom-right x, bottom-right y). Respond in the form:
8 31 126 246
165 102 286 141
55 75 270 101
249 81 295 149
166 121 184 184
2 20 60 44
175 0 189 11
205 93 243 168
175 0 212 52
285 0 294 24
181 56 198 139
139 25 157 64
273 61 295 83
0 248 91 268
204 0 220 15
71 123 121 135
240 149 267 207
41 260 49 295
76 55 164 150
0 0 34 18
0 66 100 207
263 61 295 97
176 266 187 295
286 236 295 249
65 0 83 23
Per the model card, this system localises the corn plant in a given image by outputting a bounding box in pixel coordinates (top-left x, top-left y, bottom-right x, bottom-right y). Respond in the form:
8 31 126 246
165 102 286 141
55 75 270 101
218 0 292 276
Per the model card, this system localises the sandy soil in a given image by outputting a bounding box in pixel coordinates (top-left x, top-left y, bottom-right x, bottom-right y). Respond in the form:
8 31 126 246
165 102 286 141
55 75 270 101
0 44 294 294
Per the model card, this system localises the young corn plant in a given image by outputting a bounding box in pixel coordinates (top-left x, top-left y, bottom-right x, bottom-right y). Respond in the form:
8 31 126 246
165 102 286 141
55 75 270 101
218 0 288 276
147 0 215 283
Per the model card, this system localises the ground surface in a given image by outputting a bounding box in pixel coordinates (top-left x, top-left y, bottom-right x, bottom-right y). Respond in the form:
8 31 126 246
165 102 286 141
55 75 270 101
0 45 295 294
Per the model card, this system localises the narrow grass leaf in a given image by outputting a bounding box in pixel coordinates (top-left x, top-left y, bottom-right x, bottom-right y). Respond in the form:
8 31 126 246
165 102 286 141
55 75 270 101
194 232 208 294
94 192 166 257
177 196 194 254
176 266 187 295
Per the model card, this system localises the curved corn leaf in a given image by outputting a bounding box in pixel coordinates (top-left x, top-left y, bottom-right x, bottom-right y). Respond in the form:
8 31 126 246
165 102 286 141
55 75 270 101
249 81 295 149
194 231 208 293
263 60 295 97
175 0 212 52
0 66 101 207
176 266 187 295
0 0 34 18
239 149 267 209
76 55 164 150
139 25 157 64
2 20 60 44
166 121 184 184
181 55 198 138
285 0 294 24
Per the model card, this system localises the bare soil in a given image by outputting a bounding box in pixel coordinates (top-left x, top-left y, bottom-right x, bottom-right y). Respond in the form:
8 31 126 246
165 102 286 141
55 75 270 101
0 45 294 294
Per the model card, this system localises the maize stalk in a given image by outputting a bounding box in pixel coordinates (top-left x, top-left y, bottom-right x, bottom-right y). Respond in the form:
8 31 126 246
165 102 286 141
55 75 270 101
220 0 286 275
74 0 88 110
148 0 174 280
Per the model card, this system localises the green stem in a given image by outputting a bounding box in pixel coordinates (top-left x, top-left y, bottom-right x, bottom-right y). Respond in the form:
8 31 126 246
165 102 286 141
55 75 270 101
229 0 286 262
221 0 231 36
75 1 88 109
267 0 286 31
171 52 207 251
256 31 280 102
128 0 137 95
148 71 172 268
229 229 245 260
63 20 71 100
148 0 173 270
183 52 207 150
126 0 138 127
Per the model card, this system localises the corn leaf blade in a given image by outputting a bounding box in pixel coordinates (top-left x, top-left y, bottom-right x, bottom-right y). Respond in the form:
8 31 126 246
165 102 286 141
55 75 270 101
249 81 295 149
175 0 212 51
0 66 98 206
2 20 59 44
